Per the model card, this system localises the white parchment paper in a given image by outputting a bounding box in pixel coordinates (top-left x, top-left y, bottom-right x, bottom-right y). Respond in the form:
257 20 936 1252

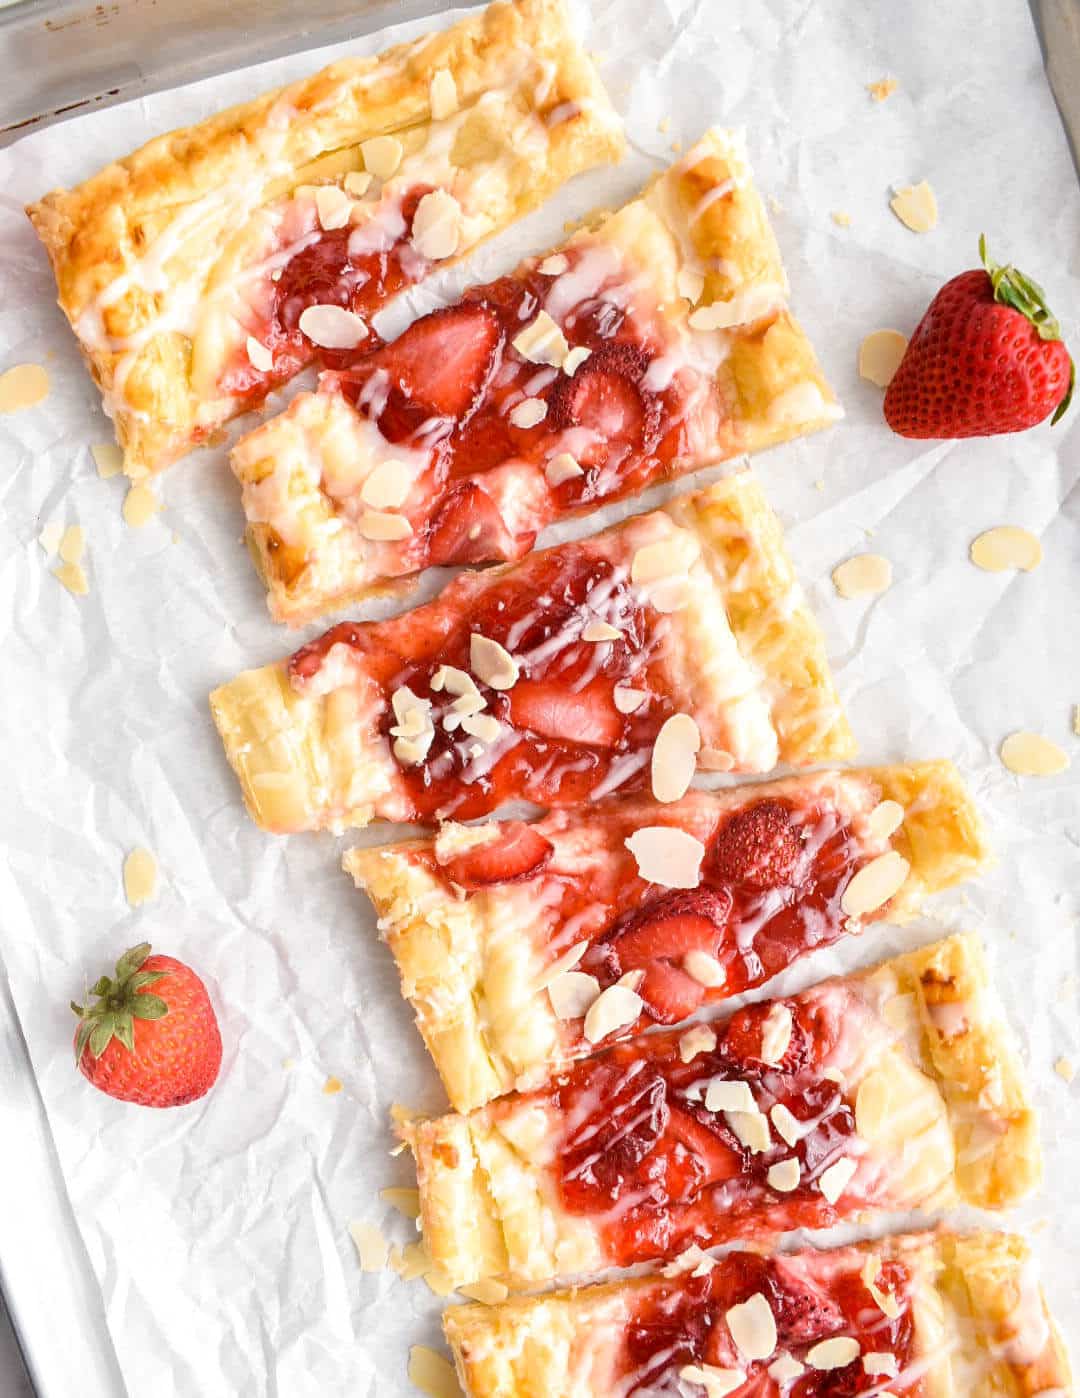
1 1 1078 1394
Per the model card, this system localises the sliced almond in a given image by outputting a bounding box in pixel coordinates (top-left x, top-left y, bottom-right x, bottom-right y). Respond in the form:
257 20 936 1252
0 363 49 413
380 1185 421 1219
613 686 647 715
868 77 898 102
676 265 705 303
679 1024 717 1063
360 135 403 180
726 1109 771 1154
683 950 726 988
411 189 462 261
459 712 501 744
58 525 85 566
818 1155 858 1205
123 847 158 906
767 1157 801 1193
970 525 1042 573
760 1003 793 1065
545 452 584 486
348 1221 388 1272
391 686 431 735
890 180 937 233
1000 730 1069 777
831 210 853 228
361 460 411 510
298 304 368 350
832 553 893 598
38 521 63 557
429 68 458 120
1055 1056 1076 1084
678 1366 745 1398
344 170 373 197
512 310 569 367
858 330 908 388
123 483 159 528
725 1292 777 1361
509 396 548 429
663 1245 716 1278
770 1103 802 1147
458 1278 509 1305
470 634 519 690
807 1337 861 1371
867 799 904 840
583 983 642 1043
863 1353 899 1378
624 826 704 889
316 185 352 231
704 1079 757 1114
246 335 274 373
582 619 621 642
651 713 700 803
91 443 123 478
840 850 910 917
561 345 592 375
862 1254 902 1320
768 1354 805 1382
535 940 588 990
631 530 700 586
407 1345 461 1398
539 253 569 276
53 562 88 596
359 510 412 541
548 971 600 1020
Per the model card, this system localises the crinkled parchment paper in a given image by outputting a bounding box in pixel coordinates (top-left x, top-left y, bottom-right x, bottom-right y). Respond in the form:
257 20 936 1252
0 1 1078 1394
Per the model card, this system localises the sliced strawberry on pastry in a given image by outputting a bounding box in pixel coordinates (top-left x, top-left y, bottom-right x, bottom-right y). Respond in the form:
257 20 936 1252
708 798 803 889
507 677 625 748
437 822 554 890
425 481 525 567
548 342 662 464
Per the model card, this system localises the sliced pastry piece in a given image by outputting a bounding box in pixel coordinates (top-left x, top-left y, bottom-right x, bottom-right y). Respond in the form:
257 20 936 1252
445 1230 1071 1398
25 0 623 478
232 126 839 624
346 760 990 1111
404 934 1039 1288
210 472 853 834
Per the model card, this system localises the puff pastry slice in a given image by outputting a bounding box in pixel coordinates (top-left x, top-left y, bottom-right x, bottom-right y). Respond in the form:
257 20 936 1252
345 760 990 1111
209 472 854 834
404 933 1040 1288
232 126 840 624
25 0 623 478
444 1230 1071 1398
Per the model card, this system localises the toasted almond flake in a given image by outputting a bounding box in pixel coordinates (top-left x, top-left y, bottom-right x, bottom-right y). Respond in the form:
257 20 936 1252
832 553 893 599
767 1157 801 1193
548 970 600 1020
683 950 726 988
458 1278 509 1304
760 1003 793 1065
536 940 589 990
831 210 852 228
539 253 569 275
1054 1056 1076 1084
867 799 904 840
705 1079 757 1114
663 1246 716 1278
360 460 411 510
651 713 700 802
770 1103 802 1147
430 68 457 120
631 530 700 586
53 561 88 596
624 826 705 889
316 184 352 230
807 1337 861 1371
470 634 519 690
617 969 645 993
677 265 706 303
512 310 570 366
431 665 479 698
424 1267 457 1297
408 1345 462 1398
545 451 584 486
509 396 548 429
613 685 647 714
380 1186 421 1219
863 1353 899 1378
890 180 937 233
412 188 462 261
768 1354 805 1382
562 344 592 375
0 363 49 413
818 1155 858 1205
726 1292 777 1361
58 525 85 566
298 304 368 350
38 521 64 557
391 1239 433 1281
361 135 403 180
359 510 413 541
349 1220 388 1271
822 1065 846 1085
123 482 159 528
861 1255 902 1319
678 1365 745 1398
970 525 1043 573
582 619 621 642
840 850 910 917
246 335 274 373
858 329 908 388
583 983 642 1043
323 1075 343 1095
726 1109 771 1153
679 1024 717 1063
91 443 123 478
344 170 373 197
1000 731 1069 777
868 76 898 101
459 712 501 744
123 847 158 906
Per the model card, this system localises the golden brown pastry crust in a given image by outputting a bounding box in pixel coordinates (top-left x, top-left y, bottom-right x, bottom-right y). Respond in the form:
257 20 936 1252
26 0 623 476
345 759 990 1113
443 1231 1072 1398
210 472 855 836
405 934 1040 1289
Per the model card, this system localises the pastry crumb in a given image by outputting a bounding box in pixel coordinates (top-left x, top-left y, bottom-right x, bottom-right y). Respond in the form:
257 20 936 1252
323 1075 343 1095
53 561 89 596
831 210 852 228
123 482 160 528
91 443 124 478
0 363 49 414
38 521 64 557
349 1220 389 1272
868 77 898 102
1000 731 1069 777
890 180 937 233
970 526 1042 573
657 115 671 134
831 553 892 599
858 330 908 388
58 525 85 566
408 1346 462 1398
1055 1056 1076 1084
814 479 825 493
380 1186 421 1219
671 140 682 153
123 847 158 907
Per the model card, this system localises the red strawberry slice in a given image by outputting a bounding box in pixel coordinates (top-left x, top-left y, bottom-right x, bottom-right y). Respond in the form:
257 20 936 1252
548 342 662 460
606 889 733 970
720 1001 809 1074
361 302 502 427
638 961 707 1025
438 821 553 890
665 1104 744 1181
425 482 525 567
508 678 623 747
708 799 802 890
766 1274 846 1345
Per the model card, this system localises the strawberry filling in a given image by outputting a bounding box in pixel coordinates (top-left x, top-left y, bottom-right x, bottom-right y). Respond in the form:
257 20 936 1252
617 1251 914 1396
438 823 554 890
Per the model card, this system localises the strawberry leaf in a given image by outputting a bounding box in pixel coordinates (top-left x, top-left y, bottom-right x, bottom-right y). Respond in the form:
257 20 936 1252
89 1017 115 1059
130 995 168 1021
114 1016 136 1054
115 943 153 982
1051 360 1075 427
128 970 167 992
75 1018 95 1064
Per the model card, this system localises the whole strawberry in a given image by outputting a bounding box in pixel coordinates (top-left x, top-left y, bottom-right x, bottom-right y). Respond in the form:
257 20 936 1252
72 943 221 1107
884 236 1073 438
